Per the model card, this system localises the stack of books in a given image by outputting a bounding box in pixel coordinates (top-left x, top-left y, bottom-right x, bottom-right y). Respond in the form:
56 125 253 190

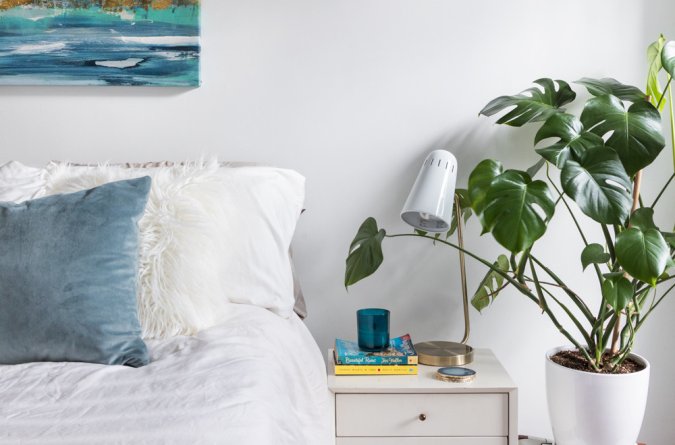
333 333 418 375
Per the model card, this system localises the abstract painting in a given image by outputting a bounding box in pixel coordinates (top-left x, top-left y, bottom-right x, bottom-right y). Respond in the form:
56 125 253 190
0 1 200 86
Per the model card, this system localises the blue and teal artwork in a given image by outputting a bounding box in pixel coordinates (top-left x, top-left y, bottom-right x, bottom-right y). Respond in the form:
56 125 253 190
0 1 200 86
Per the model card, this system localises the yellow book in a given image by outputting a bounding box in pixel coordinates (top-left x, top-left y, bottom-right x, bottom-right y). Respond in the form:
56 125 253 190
334 363 418 375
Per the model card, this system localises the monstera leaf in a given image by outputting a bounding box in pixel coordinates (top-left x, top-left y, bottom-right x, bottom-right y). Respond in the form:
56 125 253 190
647 35 667 110
581 243 611 271
469 164 556 253
602 275 634 313
616 226 670 286
628 209 675 258
468 159 503 221
664 231 675 249
526 158 546 178
345 217 386 287
534 113 604 167
561 147 633 224
447 189 473 237
661 40 675 78
576 78 647 102
629 207 659 231
479 78 576 127
580 94 665 176
471 255 510 312
660 40 675 174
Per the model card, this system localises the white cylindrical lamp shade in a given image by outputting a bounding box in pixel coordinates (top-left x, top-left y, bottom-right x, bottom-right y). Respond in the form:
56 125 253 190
401 150 458 232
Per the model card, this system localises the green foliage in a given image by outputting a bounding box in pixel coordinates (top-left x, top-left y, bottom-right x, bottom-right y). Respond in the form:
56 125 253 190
468 159 503 221
616 227 670 286
526 158 546 178
576 77 647 102
344 38 675 373
534 113 603 168
479 78 575 126
447 189 473 237
646 35 667 110
475 170 556 253
661 40 675 79
656 37 675 173
560 147 633 224
580 95 664 176
629 208 659 231
602 275 633 313
664 231 675 249
469 161 556 253
344 218 386 287
581 244 610 271
471 255 510 312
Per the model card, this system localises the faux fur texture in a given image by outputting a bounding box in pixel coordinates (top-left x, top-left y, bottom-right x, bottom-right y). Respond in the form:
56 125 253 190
45 159 238 339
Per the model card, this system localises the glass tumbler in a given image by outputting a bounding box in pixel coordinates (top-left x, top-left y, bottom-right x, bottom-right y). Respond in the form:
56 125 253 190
357 308 390 352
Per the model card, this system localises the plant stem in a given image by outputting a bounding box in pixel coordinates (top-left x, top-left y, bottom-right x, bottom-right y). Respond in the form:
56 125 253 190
630 285 641 326
611 315 635 370
601 224 616 264
529 257 597 367
386 233 589 353
651 172 675 208
545 164 606 287
611 170 644 353
523 279 572 288
529 255 595 323
601 313 618 351
516 249 531 284
597 295 609 354
631 170 644 211
656 75 672 110
537 278 596 352
634 273 675 297
481 282 511 300
386 233 539 302
556 195 590 245
527 259 548 311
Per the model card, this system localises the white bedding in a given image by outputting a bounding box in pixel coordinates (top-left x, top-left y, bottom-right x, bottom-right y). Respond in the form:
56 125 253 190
0 304 331 445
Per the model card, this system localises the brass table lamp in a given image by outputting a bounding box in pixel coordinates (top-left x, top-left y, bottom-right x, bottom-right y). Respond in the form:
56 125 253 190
400 149 473 366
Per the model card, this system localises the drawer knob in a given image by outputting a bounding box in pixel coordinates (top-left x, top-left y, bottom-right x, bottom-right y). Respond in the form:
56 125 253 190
418 413 427 421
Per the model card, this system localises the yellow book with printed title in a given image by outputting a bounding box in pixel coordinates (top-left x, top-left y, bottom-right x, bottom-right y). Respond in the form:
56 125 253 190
333 363 418 375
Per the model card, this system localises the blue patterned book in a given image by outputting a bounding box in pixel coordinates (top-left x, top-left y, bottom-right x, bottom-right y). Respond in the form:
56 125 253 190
334 334 418 365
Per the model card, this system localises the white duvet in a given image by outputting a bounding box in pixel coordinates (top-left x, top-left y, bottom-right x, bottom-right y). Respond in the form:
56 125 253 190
0 304 331 445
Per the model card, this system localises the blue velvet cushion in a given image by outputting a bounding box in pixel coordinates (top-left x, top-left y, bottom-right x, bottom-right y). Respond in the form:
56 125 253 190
0 177 151 367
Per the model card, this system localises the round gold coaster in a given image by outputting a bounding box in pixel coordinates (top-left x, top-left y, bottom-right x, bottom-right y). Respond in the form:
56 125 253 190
435 366 476 383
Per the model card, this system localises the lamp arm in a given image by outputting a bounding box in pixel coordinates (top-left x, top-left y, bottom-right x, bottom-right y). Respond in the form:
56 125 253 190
455 195 470 344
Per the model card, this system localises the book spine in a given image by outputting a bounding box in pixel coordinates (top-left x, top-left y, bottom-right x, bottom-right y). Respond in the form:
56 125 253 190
335 355 417 365
334 365 418 375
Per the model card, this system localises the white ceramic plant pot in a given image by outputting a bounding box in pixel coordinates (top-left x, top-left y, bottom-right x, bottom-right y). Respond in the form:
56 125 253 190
545 346 650 445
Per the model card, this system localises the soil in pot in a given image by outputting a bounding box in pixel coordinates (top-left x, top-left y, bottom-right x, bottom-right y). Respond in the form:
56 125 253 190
550 350 646 374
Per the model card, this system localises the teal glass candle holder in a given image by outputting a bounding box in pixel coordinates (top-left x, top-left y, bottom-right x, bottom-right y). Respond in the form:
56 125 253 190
357 308 390 352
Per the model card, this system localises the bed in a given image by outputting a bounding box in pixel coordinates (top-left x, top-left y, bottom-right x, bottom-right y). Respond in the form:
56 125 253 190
0 160 331 444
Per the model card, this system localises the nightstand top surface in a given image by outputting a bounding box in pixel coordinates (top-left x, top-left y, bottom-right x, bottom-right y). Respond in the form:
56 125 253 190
327 348 517 393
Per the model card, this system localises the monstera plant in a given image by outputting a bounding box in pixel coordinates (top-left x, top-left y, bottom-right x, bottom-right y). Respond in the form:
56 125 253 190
346 35 675 444
345 41 675 374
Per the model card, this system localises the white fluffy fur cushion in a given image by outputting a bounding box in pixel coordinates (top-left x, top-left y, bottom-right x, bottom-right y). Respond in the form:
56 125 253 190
44 159 304 339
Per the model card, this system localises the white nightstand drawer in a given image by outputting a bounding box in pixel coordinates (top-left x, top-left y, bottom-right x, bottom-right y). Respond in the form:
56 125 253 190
337 438 507 445
336 393 508 437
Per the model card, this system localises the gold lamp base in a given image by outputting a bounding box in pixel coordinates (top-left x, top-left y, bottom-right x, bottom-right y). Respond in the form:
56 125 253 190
414 341 474 366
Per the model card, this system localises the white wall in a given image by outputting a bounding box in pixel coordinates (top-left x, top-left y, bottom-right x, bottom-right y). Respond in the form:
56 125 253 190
2 0 674 442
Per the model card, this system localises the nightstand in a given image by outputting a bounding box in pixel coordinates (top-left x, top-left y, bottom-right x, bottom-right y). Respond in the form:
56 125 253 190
327 348 518 444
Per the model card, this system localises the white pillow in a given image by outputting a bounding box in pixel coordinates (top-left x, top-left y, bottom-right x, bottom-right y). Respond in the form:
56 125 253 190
0 161 46 202
43 159 305 339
